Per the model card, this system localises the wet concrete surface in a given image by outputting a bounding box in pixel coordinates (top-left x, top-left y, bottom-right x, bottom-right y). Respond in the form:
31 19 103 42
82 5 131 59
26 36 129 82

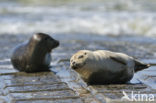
0 70 83 103
0 34 156 103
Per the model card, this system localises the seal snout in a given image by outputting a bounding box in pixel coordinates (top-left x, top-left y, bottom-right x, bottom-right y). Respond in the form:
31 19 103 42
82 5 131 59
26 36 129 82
49 38 59 49
55 40 59 47
71 61 79 69
50 40 59 51
70 60 86 70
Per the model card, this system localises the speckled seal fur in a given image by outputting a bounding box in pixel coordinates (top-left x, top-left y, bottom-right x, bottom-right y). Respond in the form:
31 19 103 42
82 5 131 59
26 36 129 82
70 50 150 84
11 33 59 73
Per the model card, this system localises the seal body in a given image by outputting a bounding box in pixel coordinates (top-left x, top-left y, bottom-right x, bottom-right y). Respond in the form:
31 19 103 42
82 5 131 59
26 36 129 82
70 50 150 84
11 33 59 73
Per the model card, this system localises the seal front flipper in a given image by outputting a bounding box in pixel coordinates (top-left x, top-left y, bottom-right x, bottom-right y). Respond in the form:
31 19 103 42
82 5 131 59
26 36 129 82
109 56 127 65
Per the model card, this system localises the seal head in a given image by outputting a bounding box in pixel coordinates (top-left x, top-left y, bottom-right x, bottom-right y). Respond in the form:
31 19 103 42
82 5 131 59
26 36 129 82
70 50 91 69
31 33 59 52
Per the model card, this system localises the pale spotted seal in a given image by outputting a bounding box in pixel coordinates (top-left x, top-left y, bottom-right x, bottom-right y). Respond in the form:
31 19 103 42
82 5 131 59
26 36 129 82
70 50 150 84
11 33 59 73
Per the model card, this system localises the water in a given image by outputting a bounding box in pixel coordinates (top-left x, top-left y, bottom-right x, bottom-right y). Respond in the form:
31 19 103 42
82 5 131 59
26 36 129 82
0 0 156 36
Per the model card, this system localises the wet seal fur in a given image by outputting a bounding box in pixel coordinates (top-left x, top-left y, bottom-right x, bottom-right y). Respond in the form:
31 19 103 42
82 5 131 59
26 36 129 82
11 33 59 73
70 50 150 85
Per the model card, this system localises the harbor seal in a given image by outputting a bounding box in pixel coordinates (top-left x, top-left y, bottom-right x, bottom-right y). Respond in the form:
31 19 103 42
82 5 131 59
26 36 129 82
70 50 150 84
11 33 59 73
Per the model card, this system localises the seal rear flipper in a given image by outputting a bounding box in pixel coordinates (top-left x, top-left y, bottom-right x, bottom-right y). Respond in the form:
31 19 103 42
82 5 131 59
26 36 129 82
134 59 150 72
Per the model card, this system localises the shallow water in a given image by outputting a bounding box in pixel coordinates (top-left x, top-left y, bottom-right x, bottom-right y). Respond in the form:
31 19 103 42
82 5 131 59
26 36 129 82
1 0 156 36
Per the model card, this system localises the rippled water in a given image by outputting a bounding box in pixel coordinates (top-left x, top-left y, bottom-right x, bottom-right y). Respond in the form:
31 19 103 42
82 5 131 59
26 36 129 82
0 0 156 36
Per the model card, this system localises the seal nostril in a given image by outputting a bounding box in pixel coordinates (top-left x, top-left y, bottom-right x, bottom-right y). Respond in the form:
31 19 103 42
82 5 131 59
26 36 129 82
72 62 75 65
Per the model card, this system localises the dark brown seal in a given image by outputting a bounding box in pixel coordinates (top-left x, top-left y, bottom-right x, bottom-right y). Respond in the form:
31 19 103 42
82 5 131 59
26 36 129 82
11 33 59 73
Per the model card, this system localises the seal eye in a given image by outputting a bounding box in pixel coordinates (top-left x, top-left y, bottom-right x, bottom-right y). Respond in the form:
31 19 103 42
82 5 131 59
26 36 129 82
84 52 87 55
78 55 84 59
